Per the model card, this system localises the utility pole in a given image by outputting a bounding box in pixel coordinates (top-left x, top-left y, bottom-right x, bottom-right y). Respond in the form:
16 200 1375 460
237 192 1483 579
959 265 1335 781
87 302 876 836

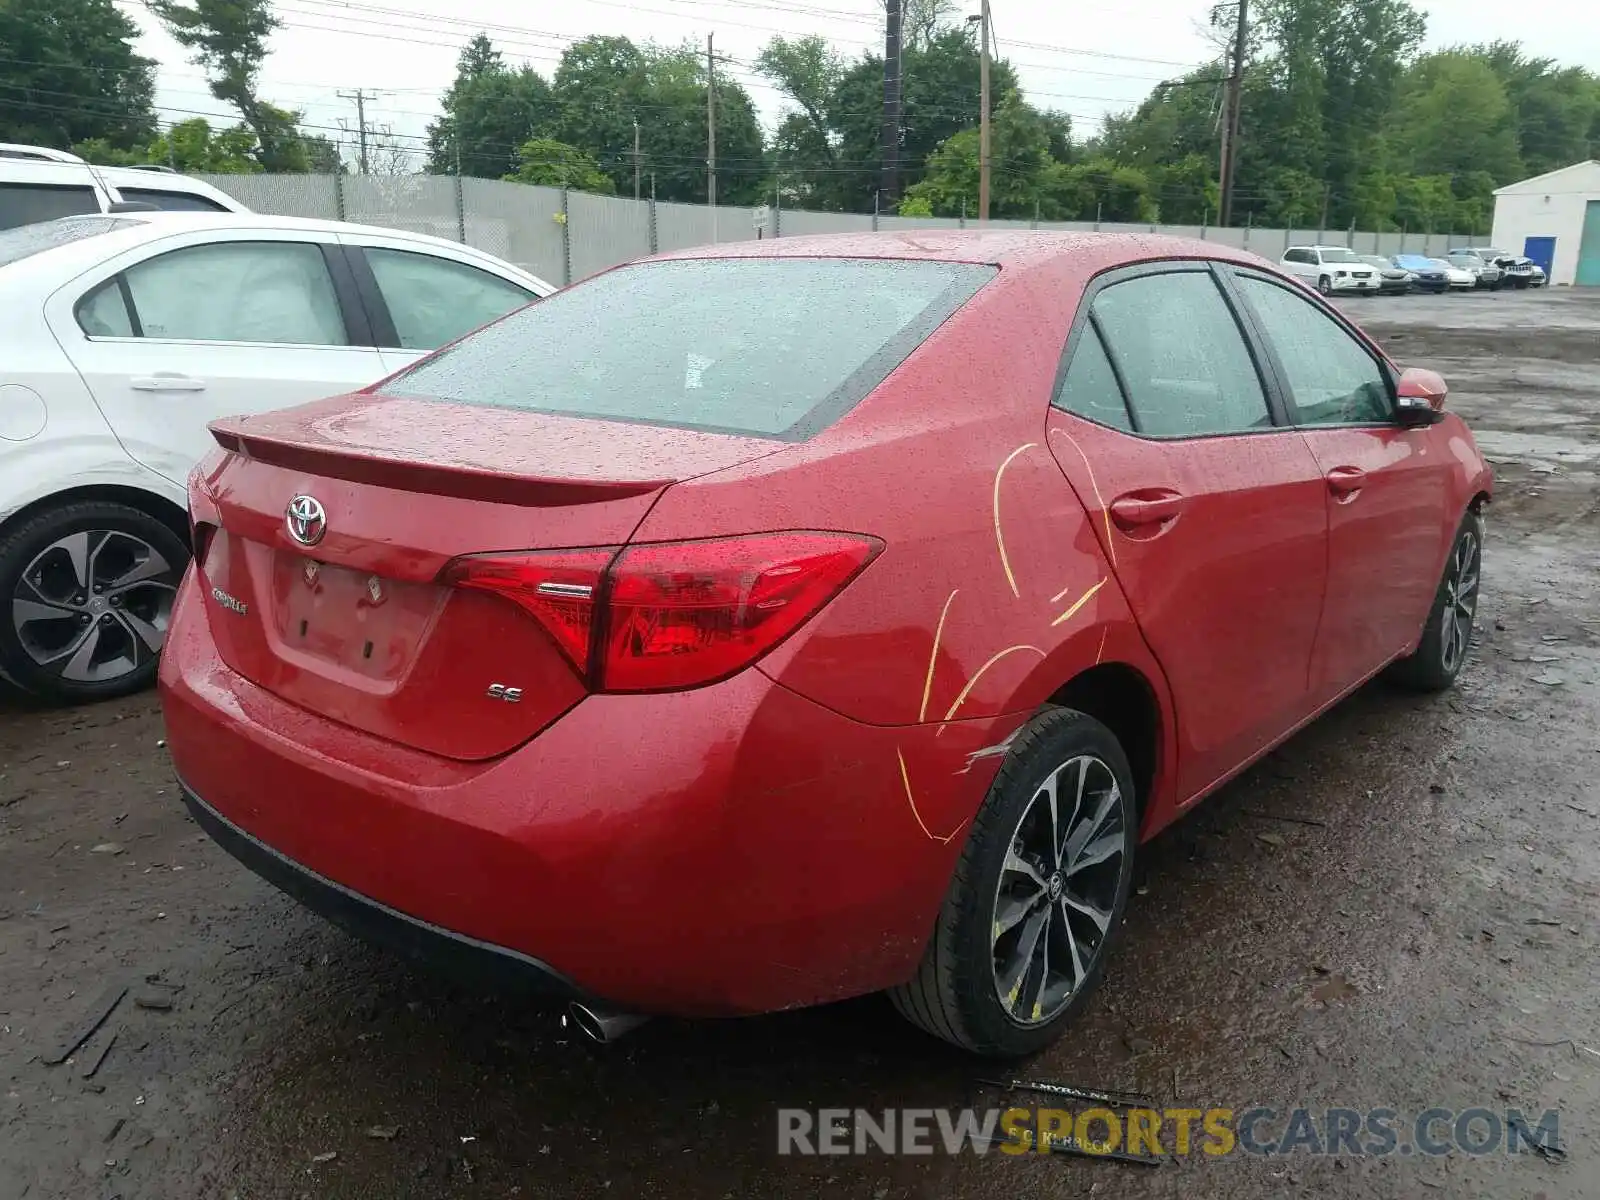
337 88 374 174
978 0 992 222
706 34 717 212
1219 0 1248 226
881 0 903 204
633 119 642 201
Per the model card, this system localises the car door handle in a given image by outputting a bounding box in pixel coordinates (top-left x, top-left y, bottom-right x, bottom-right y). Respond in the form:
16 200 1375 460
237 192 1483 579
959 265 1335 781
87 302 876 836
1109 491 1186 530
1325 466 1366 496
130 374 206 392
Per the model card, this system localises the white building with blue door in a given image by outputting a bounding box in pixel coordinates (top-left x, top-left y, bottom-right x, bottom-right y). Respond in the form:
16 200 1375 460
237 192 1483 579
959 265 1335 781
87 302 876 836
1490 160 1600 286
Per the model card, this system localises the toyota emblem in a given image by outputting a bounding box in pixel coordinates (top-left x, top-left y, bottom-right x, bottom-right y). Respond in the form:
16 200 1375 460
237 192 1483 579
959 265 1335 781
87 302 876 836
285 494 327 547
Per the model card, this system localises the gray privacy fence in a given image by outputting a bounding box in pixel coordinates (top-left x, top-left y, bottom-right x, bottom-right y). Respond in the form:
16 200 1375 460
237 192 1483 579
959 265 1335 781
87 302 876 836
200 173 1481 286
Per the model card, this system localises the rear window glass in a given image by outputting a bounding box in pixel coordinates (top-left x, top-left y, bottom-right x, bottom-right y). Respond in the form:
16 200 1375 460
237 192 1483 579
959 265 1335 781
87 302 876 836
384 257 997 439
116 186 230 213
0 182 100 231
0 215 137 268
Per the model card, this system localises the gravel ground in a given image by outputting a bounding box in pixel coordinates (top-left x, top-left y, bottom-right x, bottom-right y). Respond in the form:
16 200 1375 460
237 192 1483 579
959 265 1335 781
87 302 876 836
2 287 1597 1200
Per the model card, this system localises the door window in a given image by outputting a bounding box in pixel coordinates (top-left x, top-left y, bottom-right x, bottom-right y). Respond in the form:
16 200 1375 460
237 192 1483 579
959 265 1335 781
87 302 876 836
363 248 534 350
1053 322 1133 432
1236 276 1392 425
120 241 347 344
1091 271 1272 438
0 182 100 230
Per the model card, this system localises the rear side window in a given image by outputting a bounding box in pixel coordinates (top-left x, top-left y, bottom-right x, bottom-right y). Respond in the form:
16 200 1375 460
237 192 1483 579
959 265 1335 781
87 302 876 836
1091 271 1271 438
1054 323 1133 432
385 257 997 439
0 182 100 230
77 279 136 337
363 247 534 350
115 186 229 213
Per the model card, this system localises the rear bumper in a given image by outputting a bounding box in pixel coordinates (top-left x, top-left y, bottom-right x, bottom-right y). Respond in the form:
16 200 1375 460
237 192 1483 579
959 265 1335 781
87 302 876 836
183 783 582 998
160 570 1012 1017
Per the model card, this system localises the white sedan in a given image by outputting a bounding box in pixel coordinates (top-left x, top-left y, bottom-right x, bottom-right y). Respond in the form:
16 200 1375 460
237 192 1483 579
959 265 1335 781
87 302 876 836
0 212 553 703
1428 258 1477 290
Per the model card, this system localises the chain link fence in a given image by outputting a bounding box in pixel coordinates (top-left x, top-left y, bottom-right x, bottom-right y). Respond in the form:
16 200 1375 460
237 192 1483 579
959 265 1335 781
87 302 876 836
199 173 1480 286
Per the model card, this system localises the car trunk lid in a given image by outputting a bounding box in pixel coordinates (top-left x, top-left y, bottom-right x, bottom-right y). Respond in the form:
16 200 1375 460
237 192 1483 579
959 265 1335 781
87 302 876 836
197 393 781 760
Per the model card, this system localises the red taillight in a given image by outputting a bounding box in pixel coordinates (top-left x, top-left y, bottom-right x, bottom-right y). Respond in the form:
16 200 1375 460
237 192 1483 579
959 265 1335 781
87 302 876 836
440 532 881 692
440 548 617 672
602 532 882 691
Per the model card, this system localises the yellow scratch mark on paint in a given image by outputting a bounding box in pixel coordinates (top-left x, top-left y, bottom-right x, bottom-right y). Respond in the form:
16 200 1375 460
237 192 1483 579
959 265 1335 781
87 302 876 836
919 589 958 722
1049 427 1116 568
1050 579 1077 603
993 443 1037 598
1096 627 1108 664
1050 578 1106 628
897 747 969 845
941 644 1046 724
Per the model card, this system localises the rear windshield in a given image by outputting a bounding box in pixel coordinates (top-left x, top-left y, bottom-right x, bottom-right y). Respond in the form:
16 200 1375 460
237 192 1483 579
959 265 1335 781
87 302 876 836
385 257 997 440
0 216 138 268
116 186 230 213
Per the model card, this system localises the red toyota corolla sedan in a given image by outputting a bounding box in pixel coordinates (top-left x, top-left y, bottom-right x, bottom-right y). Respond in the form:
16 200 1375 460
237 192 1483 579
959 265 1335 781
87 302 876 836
160 232 1492 1057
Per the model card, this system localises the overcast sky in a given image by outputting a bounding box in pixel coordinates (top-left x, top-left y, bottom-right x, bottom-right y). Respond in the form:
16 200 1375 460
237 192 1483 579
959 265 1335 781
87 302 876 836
121 0 1596 167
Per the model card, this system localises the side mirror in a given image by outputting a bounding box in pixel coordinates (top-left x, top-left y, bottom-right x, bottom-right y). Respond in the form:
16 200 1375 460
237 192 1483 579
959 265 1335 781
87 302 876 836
1395 367 1448 428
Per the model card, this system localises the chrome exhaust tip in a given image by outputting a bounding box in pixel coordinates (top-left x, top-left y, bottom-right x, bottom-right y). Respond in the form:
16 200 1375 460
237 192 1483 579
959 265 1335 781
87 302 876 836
567 1001 650 1044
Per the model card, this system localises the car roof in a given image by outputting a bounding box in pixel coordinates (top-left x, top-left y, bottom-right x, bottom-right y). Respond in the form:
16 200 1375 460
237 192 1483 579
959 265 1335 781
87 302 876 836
0 212 552 290
0 143 86 163
652 230 1269 274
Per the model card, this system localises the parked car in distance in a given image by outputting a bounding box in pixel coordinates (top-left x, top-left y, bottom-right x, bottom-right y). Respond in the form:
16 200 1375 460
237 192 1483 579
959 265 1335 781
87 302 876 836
1357 254 1413 294
161 232 1493 1057
0 212 554 703
0 144 247 229
1392 254 1450 293
1496 256 1547 288
1447 252 1502 289
1451 246 1513 269
1280 245 1381 295
1429 257 1477 290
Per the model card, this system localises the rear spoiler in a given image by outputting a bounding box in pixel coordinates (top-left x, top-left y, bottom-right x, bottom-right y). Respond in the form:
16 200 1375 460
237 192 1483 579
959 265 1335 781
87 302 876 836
209 424 669 507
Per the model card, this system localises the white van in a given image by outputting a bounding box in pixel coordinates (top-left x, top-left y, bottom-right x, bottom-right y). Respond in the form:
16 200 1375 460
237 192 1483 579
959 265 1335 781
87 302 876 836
0 144 248 229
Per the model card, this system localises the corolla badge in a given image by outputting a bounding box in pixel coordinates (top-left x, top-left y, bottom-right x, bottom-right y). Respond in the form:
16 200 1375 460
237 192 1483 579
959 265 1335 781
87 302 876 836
285 494 327 547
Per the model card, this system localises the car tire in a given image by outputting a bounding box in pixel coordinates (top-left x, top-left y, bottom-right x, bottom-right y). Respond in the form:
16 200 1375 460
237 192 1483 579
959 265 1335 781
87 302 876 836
0 501 189 705
1387 510 1483 693
889 707 1137 1057
1317 275 1333 296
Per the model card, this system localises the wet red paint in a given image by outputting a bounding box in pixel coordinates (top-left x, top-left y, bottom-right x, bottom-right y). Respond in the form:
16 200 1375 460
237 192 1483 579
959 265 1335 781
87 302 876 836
160 231 1493 1017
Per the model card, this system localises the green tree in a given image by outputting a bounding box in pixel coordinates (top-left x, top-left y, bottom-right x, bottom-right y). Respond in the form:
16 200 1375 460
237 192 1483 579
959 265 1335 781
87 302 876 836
1390 52 1520 180
505 138 613 192
760 25 1018 212
902 95 1081 219
427 34 554 178
77 117 261 172
1474 42 1599 179
0 0 156 150
550 36 766 204
758 36 845 205
147 0 325 171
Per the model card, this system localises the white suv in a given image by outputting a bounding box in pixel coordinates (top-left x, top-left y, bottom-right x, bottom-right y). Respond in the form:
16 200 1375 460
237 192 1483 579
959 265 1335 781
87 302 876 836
0 144 247 230
1279 246 1381 296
